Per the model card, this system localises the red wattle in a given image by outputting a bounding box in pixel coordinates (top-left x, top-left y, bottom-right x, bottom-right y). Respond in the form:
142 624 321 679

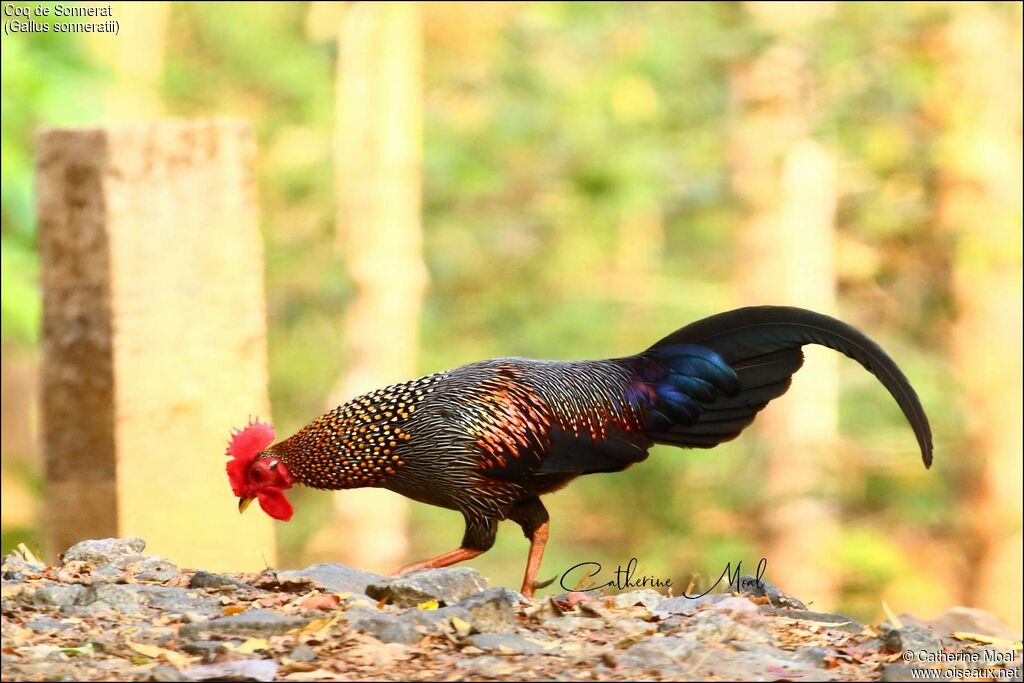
256 488 294 522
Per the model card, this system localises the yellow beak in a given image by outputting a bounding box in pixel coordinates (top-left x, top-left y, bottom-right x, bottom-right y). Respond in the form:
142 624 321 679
238 496 255 514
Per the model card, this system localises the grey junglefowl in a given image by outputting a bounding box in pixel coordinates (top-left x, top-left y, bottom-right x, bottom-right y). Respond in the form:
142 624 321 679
226 306 932 597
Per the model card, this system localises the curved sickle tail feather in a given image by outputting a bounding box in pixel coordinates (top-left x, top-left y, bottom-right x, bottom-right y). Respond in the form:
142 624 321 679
645 306 933 468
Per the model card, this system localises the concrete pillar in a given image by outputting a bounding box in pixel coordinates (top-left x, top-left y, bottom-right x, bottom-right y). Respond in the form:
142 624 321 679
37 119 276 570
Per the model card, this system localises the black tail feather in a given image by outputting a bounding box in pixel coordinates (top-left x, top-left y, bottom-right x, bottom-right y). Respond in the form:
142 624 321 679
647 306 933 467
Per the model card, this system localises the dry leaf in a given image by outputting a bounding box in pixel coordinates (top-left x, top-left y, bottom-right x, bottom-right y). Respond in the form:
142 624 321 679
451 616 472 636
300 593 341 611
952 632 1023 649
230 638 270 654
283 669 341 681
15 543 43 566
125 640 194 670
222 605 247 616
292 615 340 638
881 601 903 629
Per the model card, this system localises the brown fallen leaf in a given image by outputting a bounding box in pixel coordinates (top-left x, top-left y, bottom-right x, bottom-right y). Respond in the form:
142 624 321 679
881 601 903 629
283 669 341 681
952 632 1023 649
14 543 42 566
564 591 592 608
227 638 270 654
301 593 341 611
125 640 195 670
256 593 293 608
291 615 341 638
451 616 472 637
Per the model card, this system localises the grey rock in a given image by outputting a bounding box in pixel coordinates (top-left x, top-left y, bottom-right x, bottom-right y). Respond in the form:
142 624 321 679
181 609 308 638
27 618 74 631
708 595 763 619
188 571 253 591
653 592 729 616
404 605 465 631
678 610 772 645
736 576 807 609
181 640 228 660
2 554 45 580
544 616 605 636
467 632 553 655
149 665 193 682
610 589 666 610
880 624 944 657
274 562 383 596
712 643 832 680
385 588 519 636
132 557 179 583
185 660 278 682
61 538 146 568
618 636 700 674
926 606 1022 641
621 637 826 680
456 655 522 676
365 567 487 608
289 645 317 662
760 606 864 634
24 584 86 607
881 663 942 682
129 585 220 614
91 566 126 582
481 585 528 605
346 610 422 644
79 583 148 614
657 614 689 633
612 618 658 638
454 587 518 633
794 645 832 667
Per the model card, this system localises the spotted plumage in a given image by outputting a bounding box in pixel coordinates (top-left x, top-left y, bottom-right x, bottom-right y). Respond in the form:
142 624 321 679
269 373 445 489
230 306 933 598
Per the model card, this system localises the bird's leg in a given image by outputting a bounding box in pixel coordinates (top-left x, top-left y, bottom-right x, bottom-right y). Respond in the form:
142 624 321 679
393 516 497 576
520 521 550 598
396 547 483 574
509 497 550 598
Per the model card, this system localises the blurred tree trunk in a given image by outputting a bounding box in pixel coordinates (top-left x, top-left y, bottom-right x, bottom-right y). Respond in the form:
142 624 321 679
85 2 168 119
935 4 1023 631
729 5 840 608
306 2 425 573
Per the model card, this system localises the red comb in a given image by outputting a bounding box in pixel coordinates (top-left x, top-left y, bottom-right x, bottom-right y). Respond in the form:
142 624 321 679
225 418 275 496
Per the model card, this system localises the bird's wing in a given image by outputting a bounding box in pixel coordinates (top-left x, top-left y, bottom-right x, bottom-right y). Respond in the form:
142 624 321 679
464 361 655 480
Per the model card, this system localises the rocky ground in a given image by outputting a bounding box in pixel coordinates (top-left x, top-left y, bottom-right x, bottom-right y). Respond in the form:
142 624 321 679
1 539 1020 682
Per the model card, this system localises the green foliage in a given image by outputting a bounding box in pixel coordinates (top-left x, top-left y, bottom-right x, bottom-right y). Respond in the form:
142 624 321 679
1 3 105 344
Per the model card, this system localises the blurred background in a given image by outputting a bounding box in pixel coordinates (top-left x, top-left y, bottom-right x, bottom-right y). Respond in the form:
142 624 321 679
2 2 1021 630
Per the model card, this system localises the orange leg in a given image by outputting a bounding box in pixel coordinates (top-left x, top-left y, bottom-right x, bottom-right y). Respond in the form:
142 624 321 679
520 520 550 598
395 547 483 575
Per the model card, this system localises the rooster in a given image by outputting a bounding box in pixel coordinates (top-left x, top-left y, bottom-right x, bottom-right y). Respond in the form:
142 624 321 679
227 306 932 597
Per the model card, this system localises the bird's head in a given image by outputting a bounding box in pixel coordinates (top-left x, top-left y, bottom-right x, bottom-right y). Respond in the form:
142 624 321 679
225 419 294 521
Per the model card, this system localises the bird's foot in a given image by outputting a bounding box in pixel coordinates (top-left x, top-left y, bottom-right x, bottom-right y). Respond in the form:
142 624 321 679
520 574 557 598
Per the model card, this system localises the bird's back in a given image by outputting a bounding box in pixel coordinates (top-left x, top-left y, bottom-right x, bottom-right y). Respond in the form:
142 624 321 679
383 357 652 515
